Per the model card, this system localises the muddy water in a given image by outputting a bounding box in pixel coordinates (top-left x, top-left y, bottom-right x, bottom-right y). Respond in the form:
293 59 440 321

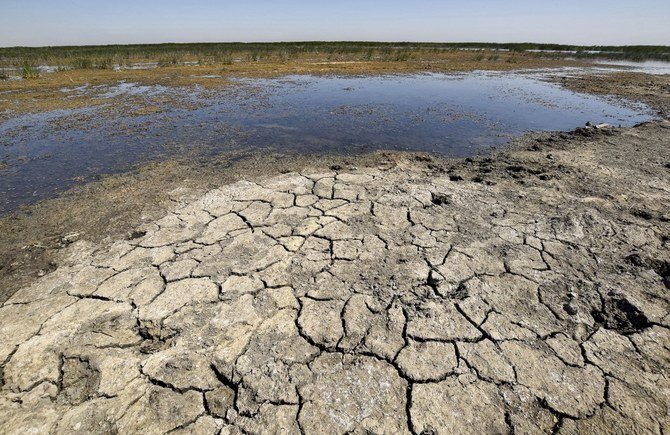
0 72 655 213
592 60 670 75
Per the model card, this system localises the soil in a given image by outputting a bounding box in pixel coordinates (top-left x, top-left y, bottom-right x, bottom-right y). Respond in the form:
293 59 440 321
2 70 667 307
0 152 400 305
0 50 594 119
0 69 669 433
555 71 670 118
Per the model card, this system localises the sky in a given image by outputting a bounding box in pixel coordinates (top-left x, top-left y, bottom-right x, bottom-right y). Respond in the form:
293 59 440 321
1 0 669 47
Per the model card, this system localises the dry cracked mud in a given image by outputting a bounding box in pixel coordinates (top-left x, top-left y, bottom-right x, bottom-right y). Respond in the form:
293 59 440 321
1 120 669 434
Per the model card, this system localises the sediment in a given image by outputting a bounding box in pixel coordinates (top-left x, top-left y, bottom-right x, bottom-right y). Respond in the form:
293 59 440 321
1 119 669 433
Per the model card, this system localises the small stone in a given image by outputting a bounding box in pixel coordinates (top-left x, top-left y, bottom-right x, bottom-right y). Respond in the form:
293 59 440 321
60 233 81 245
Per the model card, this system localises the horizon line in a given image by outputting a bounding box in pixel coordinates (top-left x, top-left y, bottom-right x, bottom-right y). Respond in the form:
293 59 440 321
2 40 670 50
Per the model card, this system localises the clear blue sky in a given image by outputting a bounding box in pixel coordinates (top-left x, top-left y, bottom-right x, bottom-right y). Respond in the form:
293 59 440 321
1 0 668 47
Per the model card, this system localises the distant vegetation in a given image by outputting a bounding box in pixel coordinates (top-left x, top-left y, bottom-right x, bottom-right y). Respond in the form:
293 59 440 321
0 42 667 70
20 61 40 79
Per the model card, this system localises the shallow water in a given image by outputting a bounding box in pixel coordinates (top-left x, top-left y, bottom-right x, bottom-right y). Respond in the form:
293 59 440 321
592 60 670 75
0 71 655 213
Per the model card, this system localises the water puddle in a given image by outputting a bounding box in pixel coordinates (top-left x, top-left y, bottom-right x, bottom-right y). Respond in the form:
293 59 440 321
96 82 169 99
113 62 159 71
0 71 655 213
592 60 670 75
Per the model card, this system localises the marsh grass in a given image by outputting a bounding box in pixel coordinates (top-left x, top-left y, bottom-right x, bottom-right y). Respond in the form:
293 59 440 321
95 57 113 69
158 56 180 67
21 62 40 79
1 42 667 71
246 51 266 62
375 48 412 62
70 57 113 69
71 57 93 69
215 53 234 65
275 50 294 62
0 70 8 80
393 50 411 62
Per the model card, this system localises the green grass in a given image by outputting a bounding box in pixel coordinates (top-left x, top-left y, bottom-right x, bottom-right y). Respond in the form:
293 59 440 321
0 42 668 69
246 51 266 62
214 53 234 65
69 57 114 69
95 57 113 69
392 51 411 62
21 61 40 79
70 57 93 69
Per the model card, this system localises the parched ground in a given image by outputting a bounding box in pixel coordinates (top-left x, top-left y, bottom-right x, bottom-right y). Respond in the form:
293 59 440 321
1 121 669 434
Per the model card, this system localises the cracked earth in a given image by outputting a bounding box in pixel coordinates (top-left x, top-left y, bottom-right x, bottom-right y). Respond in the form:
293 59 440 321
1 121 669 434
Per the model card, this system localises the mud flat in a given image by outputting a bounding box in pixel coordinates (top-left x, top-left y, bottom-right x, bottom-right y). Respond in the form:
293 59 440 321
1 109 669 433
555 71 670 118
1 70 670 433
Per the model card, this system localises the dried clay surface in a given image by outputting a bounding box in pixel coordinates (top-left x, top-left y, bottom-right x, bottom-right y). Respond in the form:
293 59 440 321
1 121 669 434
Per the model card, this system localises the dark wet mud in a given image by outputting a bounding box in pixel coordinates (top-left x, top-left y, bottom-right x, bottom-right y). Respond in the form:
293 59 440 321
0 72 654 213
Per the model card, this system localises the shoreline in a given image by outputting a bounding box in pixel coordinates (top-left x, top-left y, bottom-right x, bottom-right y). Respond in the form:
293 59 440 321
1 59 669 431
1 53 596 118
553 70 670 118
1 115 668 431
1 70 668 304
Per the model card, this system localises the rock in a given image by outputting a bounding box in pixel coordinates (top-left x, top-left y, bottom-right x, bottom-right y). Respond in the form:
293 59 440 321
57 357 101 405
197 213 247 244
60 233 81 245
159 259 198 281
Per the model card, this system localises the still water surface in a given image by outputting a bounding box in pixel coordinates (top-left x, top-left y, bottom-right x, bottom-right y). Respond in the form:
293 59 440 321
0 71 654 213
